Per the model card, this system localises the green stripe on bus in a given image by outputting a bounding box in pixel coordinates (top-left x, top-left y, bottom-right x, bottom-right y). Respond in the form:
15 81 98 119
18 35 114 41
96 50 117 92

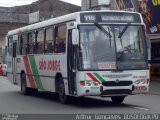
93 73 106 83
29 55 43 89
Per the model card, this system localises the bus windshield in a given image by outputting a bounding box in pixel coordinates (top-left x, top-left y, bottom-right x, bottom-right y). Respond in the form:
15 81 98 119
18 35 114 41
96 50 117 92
79 24 147 70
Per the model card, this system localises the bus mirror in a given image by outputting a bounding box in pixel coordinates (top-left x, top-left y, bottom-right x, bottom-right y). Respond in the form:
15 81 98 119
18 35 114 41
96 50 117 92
72 29 79 45
73 22 78 28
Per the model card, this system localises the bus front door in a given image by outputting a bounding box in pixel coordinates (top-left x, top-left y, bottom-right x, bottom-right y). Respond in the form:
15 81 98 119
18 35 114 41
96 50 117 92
68 30 77 95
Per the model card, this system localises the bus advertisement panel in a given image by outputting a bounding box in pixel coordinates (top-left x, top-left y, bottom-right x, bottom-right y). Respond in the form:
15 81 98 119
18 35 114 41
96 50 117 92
116 0 134 10
116 0 160 34
137 0 160 34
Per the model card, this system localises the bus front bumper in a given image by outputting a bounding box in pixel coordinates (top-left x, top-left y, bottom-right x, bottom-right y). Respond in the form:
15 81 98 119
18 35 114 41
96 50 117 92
77 85 134 97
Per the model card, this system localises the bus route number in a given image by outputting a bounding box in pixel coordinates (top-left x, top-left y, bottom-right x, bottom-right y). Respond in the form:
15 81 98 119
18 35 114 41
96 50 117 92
84 15 96 22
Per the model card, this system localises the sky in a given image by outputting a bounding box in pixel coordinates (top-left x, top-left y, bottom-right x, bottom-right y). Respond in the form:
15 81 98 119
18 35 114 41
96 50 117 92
0 0 81 7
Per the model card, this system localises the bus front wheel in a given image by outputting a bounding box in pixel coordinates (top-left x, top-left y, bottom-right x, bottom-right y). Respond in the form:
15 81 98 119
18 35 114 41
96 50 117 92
58 80 70 104
111 96 125 104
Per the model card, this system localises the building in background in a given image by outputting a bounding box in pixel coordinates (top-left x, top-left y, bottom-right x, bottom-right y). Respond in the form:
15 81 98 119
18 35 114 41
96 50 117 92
81 0 110 11
0 0 80 63
0 6 28 63
82 0 137 11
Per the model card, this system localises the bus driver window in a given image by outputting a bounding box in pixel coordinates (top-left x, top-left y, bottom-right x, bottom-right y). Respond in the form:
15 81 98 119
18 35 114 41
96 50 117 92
55 37 65 53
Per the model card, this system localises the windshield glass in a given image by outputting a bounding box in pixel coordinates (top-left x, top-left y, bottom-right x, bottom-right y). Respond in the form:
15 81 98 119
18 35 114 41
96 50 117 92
78 25 147 70
115 25 147 70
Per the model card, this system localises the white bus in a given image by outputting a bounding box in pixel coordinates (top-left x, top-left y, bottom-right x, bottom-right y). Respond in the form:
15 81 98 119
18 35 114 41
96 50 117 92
7 10 150 104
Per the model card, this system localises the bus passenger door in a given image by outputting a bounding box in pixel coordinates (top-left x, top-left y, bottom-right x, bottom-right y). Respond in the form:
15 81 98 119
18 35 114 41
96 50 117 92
12 35 18 84
68 30 77 94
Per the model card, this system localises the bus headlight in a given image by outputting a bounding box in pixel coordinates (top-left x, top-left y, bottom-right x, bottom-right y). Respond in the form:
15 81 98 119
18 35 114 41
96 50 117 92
86 81 92 86
93 82 99 86
80 81 100 86
86 81 99 86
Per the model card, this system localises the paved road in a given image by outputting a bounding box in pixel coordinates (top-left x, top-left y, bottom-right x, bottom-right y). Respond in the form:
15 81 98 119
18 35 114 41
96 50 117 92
0 76 160 114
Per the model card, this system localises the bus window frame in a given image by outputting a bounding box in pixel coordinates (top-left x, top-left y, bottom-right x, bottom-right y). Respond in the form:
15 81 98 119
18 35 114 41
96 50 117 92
44 26 54 54
36 29 45 54
21 33 29 55
8 36 13 56
28 31 36 55
54 24 67 54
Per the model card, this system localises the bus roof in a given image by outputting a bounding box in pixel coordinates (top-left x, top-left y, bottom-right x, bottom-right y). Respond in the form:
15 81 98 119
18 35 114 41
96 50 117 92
7 10 141 36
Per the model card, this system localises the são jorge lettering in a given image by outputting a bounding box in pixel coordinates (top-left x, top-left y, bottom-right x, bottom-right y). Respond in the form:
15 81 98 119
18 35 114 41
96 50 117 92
39 59 61 71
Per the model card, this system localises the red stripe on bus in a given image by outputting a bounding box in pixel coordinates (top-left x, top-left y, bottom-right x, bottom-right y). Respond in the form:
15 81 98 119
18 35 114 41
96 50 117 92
86 73 100 83
23 56 36 88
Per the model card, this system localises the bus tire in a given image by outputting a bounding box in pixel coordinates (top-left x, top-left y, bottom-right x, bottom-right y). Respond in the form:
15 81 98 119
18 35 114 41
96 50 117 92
58 80 69 104
21 73 31 95
111 96 125 104
30 88 38 95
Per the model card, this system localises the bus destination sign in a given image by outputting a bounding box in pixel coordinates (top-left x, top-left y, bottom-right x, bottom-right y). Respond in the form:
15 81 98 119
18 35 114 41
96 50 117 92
101 15 134 22
80 12 141 23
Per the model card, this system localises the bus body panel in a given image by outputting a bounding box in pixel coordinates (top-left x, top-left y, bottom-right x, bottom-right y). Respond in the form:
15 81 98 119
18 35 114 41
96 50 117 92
7 57 13 82
15 54 68 92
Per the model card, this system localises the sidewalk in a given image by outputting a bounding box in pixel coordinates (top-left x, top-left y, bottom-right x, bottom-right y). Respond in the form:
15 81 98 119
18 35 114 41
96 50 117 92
149 81 160 95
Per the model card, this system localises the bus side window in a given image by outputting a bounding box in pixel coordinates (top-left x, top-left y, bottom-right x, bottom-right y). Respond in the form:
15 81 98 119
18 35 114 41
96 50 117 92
54 24 66 53
17 35 21 55
21 34 28 55
28 32 36 54
36 30 44 54
45 27 54 53
8 36 13 56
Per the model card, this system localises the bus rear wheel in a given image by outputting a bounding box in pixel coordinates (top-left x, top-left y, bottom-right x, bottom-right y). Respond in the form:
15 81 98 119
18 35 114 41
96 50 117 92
111 96 125 104
58 81 70 104
21 73 38 95
21 73 30 95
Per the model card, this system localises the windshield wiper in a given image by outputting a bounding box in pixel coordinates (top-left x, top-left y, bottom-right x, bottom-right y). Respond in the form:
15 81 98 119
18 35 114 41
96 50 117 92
118 23 130 38
94 22 112 38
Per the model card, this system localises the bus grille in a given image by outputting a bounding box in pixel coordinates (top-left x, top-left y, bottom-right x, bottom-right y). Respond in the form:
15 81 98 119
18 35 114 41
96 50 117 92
102 81 133 86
